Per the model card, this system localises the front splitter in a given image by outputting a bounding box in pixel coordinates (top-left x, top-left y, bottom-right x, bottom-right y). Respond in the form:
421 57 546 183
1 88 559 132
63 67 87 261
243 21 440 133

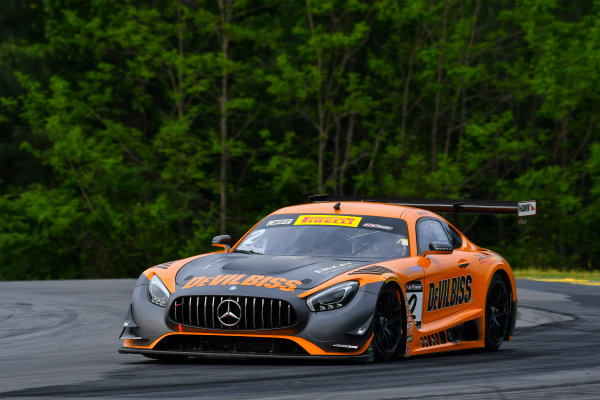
119 347 374 362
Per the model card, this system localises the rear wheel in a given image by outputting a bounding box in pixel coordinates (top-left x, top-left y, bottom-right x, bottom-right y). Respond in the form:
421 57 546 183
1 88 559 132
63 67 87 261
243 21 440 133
485 274 511 351
373 284 405 360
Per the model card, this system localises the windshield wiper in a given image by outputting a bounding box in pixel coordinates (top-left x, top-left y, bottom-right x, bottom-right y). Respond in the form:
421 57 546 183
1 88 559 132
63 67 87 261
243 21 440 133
232 249 263 255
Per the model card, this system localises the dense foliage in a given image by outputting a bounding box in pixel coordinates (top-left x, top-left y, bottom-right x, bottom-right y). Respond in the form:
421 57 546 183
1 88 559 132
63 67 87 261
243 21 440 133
1 0 599 280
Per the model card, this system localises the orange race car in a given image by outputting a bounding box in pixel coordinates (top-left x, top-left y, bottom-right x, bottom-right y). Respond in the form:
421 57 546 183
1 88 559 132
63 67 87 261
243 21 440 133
119 196 536 361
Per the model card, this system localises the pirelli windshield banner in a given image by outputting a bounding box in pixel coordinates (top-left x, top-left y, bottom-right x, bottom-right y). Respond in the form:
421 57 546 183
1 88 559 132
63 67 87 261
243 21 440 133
295 214 362 227
259 214 408 234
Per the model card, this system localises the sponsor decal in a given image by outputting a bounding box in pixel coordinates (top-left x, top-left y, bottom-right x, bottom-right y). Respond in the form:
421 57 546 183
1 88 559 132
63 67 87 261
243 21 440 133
475 253 506 264
406 280 423 328
406 281 423 291
182 274 302 292
295 214 362 227
236 245 264 253
314 261 356 274
407 335 412 343
332 344 359 349
399 238 409 246
407 328 412 335
518 201 536 217
427 275 472 312
434 245 453 252
273 255 306 260
405 265 424 276
362 223 393 231
407 322 414 328
266 218 293 226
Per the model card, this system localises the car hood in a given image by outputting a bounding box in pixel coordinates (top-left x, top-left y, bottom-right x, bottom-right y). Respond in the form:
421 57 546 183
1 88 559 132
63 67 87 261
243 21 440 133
175 253 385 290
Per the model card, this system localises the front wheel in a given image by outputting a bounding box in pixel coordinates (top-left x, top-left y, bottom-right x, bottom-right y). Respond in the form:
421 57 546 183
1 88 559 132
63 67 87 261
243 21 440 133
373 284 405 360
484 274 511 351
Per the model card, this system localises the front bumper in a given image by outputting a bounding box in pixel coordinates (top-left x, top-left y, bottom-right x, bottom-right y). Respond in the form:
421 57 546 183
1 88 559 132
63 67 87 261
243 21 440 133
120 280 382 358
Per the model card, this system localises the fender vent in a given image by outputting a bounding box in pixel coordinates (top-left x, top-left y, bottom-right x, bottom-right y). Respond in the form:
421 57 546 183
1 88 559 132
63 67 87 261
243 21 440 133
349 265 394 275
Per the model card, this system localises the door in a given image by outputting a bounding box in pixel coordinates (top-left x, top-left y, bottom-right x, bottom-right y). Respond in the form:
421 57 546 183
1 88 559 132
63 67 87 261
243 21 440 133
417 218 477 325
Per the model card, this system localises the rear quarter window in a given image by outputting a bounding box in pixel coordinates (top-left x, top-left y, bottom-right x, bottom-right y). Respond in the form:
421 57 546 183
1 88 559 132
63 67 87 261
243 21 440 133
442 223 463 249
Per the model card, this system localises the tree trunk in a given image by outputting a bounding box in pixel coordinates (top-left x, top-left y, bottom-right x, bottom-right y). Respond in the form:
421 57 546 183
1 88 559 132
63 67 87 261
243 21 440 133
431 1 449 171
445 0 479 156
305 1 326 194
339 113 355 195
219 0 231 234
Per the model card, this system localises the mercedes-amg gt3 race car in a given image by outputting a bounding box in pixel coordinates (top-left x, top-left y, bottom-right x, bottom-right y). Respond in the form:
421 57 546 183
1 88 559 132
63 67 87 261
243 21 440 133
119 196 536 361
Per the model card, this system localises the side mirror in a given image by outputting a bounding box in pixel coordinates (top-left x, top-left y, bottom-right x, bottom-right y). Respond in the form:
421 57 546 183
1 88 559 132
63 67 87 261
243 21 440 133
212 235 231 251
420 242 453 258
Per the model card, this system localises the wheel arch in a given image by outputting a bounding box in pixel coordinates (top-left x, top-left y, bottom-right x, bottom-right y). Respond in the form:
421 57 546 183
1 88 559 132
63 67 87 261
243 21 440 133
384 279 407 351
374 279 408 359
382 278 406 311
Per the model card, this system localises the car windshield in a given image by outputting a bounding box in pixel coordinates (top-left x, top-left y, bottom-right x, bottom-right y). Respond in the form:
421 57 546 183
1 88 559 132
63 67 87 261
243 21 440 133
234 214 410 259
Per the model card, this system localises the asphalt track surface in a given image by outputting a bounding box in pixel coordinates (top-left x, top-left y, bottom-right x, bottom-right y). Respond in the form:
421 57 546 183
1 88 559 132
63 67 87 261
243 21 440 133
0 279 599 399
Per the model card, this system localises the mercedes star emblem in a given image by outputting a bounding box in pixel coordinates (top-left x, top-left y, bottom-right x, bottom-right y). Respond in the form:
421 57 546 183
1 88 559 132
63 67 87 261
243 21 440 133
216 299 242 327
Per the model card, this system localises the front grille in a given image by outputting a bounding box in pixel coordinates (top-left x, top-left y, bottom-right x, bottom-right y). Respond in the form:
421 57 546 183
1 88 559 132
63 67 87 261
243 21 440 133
169 295 298 330
154 334 308 356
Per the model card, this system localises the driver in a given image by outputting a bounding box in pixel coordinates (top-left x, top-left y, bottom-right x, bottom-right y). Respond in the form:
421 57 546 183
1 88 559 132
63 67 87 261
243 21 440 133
395 235 409 257
356 232 409 258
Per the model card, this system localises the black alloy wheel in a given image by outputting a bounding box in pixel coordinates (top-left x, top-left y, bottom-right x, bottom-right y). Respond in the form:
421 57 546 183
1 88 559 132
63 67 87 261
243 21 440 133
485 274 511 350
373 284 405 360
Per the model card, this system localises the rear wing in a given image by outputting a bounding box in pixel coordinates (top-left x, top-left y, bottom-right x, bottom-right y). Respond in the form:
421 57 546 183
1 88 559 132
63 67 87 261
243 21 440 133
307 195 536 225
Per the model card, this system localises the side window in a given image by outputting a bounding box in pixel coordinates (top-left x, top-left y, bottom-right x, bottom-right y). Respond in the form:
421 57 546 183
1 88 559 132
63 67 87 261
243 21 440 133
417 219 452 255
441 222 463 249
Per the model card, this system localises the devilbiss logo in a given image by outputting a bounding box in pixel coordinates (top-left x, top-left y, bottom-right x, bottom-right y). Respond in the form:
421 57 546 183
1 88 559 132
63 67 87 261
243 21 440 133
427 275 472 311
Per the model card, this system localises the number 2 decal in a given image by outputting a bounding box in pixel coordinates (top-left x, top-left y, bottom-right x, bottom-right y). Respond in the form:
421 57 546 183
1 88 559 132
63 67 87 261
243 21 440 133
408 294 418 314
405 280 423 328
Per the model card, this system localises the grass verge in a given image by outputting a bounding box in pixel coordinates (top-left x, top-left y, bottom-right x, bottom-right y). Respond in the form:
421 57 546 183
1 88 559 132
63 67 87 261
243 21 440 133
514 267 600 282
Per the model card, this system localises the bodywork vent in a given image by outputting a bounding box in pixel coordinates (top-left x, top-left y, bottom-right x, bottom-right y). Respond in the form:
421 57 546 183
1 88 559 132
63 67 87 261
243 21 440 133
348 265 394 275
154 335 308 356
420 331 448 347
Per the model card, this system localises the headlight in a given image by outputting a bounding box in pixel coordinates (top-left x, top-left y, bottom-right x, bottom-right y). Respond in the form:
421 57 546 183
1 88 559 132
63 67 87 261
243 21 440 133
148 275 170 307
306 281 359 312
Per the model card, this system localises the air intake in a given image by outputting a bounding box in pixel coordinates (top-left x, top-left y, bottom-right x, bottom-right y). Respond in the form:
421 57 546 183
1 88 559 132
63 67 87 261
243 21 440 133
154 334 308 355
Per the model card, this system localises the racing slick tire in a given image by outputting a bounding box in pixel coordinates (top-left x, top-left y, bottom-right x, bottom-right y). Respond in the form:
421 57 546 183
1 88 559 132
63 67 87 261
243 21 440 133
484 273 511 351
373 284 405 361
